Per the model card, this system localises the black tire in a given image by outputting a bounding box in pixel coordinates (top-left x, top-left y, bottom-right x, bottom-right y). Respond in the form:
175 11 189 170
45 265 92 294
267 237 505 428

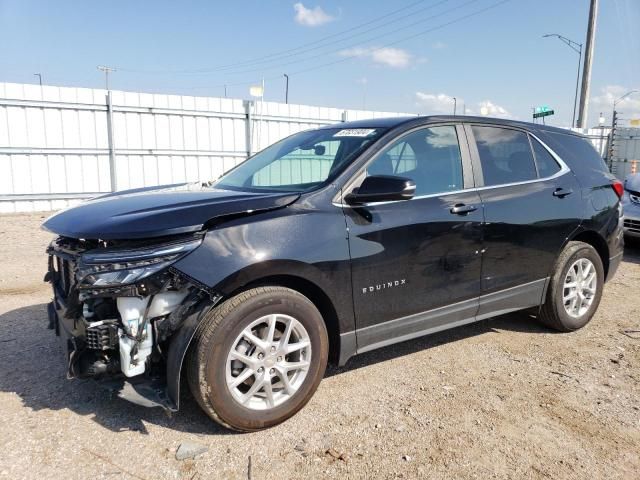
539 241 604 332
186 286 329 431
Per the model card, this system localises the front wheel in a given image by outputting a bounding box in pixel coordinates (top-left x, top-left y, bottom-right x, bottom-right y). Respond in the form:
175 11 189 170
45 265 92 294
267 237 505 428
539 241 604 332
186 286 328 431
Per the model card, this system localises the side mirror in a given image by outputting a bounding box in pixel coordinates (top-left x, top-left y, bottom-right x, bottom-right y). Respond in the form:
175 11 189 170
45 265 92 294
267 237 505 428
345 175 416 205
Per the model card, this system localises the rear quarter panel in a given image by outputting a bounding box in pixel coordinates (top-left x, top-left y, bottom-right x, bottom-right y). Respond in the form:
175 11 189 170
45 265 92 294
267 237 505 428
537 130 624 278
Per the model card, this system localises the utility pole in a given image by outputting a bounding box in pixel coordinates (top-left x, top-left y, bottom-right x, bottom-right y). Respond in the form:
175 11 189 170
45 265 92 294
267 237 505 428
283 74 289 104
577 0 598 128
607 110 618 167
33 73 42 86
452 97 457 116
97 65 116 90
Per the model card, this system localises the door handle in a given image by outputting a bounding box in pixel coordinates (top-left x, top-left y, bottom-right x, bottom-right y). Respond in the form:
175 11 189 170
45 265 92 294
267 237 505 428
450 204 477 215
553 187 573 198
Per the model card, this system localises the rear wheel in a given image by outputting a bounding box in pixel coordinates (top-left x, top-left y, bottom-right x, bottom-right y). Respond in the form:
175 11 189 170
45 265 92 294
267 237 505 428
539 241 604 332
186 286 328 431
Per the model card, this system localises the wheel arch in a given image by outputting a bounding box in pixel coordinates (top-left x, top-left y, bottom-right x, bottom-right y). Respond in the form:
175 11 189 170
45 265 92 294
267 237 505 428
568 229 610 279
229 274 343 365
166 262 353 409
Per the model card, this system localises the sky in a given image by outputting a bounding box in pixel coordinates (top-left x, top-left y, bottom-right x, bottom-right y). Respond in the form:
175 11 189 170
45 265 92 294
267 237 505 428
1 0 639 128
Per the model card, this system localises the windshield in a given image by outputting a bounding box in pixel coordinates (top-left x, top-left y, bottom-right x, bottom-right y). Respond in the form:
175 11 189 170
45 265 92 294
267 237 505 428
216 127 387 192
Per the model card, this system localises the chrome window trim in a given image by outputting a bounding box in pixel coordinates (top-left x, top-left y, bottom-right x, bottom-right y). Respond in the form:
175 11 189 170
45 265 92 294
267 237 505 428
334 130 571 208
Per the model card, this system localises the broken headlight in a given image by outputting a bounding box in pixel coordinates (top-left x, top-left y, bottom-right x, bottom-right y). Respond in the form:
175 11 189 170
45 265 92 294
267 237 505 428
78 238 202 288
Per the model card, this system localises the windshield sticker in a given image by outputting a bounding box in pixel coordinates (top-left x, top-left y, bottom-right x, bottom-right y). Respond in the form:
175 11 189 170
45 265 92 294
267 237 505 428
333 129 376 137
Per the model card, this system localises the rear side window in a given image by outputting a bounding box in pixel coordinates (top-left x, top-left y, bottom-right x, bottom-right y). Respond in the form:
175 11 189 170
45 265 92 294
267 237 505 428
531 137 561 177
545 132 608 177
472 126 537 186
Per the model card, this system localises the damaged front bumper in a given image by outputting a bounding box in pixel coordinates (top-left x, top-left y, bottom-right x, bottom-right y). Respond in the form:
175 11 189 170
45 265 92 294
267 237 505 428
47 287 177 411
45 235 218 412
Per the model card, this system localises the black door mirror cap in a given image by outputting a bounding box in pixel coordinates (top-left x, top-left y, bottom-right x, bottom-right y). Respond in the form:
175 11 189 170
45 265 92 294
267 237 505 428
345 175 416 205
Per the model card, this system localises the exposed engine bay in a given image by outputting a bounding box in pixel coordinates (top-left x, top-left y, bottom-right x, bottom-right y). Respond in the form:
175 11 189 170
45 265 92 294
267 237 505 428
46 234 219 410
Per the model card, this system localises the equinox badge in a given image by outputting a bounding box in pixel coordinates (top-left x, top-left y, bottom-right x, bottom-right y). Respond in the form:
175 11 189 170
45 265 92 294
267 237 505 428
362 279 406 294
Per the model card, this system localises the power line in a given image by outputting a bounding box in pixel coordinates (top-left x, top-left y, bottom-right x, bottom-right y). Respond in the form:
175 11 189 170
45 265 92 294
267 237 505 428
126 0 456 76
214 0 483 77
194 0 453 74
146 0 512 95
117 0 435 74
287 0 512 77
144 0 511 96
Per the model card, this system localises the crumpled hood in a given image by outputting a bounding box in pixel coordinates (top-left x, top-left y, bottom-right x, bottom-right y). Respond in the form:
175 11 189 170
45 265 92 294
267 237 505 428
42 183 300 240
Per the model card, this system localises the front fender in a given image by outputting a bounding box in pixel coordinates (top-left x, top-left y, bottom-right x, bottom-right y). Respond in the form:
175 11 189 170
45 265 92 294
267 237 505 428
171 209 354 333
166 208 355 405
165 299 219 409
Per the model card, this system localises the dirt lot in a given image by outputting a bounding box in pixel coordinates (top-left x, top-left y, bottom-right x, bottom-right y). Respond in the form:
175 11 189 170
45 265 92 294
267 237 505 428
0 212 638 480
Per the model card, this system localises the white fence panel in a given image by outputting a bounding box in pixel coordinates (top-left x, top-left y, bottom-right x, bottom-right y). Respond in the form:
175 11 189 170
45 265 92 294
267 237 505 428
0 82 415 213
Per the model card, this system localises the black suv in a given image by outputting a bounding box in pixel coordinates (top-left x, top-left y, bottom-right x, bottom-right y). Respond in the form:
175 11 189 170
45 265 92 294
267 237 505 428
44 116 624 431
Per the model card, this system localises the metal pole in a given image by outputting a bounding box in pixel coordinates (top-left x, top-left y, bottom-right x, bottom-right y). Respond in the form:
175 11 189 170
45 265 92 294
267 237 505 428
577 0 598 128
284 74 289 104
452 97 457 116
244 100 254 157
105 91 117 192
572 44 582 128
34 73 42 86
224 85 227 98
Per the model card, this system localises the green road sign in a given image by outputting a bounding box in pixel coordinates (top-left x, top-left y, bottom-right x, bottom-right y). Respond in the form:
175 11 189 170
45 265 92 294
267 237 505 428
533 106 554 119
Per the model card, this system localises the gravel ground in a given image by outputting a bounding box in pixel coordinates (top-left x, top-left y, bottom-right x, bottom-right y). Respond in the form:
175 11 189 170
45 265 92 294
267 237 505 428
0 212 638 480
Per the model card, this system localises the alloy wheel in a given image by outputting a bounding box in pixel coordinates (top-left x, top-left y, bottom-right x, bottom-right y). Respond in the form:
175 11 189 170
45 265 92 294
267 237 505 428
562 258 597 318
225 314 312 410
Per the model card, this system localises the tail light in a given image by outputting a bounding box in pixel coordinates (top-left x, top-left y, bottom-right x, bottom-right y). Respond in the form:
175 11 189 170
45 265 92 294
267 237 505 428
612 180 624 199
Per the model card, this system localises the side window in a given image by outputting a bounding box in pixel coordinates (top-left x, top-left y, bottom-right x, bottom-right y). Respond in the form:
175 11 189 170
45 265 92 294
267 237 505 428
472 126 537 186
530 136 561 178
366 125 463 196
382 141 416 174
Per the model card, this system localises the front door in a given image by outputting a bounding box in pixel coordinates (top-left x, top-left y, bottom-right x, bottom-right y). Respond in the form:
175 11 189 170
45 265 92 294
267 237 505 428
343 124 483 352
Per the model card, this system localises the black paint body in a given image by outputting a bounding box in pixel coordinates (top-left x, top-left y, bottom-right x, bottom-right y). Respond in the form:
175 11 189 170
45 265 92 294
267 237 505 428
44 116 624 407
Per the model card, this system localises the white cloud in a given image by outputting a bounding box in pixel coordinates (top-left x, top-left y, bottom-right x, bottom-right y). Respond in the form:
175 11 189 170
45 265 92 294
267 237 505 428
339 46 413 69
415 92 458 114
415 93 512 118
590 85 640 126
293 3 335 27
476 100 511 118
432 41 447 49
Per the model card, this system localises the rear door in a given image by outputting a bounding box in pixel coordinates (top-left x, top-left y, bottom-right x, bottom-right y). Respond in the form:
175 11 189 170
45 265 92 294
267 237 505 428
343 124 484 351
465 124 582 315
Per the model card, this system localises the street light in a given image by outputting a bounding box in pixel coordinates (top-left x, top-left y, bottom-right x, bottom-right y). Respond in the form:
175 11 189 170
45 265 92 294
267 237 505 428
283 74 289 104
612 90 639 127
452 97 457 116
614 90 639 109
543 33 582 128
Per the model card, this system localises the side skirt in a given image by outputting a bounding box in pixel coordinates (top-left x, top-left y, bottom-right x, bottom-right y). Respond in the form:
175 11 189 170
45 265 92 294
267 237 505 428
338 278 547 365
